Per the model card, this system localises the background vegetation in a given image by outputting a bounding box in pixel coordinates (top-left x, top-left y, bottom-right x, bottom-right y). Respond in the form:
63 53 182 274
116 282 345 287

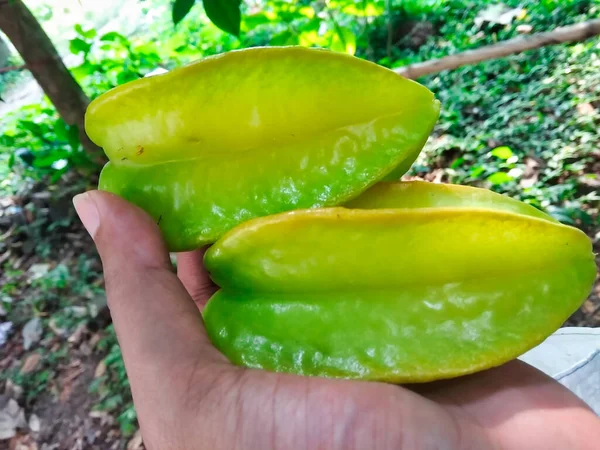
0 0 598 447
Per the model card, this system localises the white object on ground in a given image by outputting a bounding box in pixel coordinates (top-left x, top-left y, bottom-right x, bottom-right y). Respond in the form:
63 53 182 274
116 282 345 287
0 322 12 347
22 317 42 350
520 327 600 415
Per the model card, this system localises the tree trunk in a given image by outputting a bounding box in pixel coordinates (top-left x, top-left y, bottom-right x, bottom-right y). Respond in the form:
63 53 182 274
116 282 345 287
0 0 100 156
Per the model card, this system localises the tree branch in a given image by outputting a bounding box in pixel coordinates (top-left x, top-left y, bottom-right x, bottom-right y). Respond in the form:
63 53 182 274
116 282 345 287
395 19 600 79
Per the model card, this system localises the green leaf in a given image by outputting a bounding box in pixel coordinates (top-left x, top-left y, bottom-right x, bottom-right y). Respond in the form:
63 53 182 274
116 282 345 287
340 2 384 16
53 118 69 142
32 149 70 168
487 172 513 185
67 125 81 152
330 27 357 55
172 0 197 25
450 157 465 169
270 30 298 46
203 0 241 37
100 31 128 43
7 152 15 169
243 11 275 28
19 120 44 136
74 24 96 39
490 146 513 160
69 37 91 55
299 30 320 47
50 166 69 183
70 61 98 80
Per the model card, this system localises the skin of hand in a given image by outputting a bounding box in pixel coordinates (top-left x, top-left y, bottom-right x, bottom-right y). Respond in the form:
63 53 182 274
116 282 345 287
73 190 600 450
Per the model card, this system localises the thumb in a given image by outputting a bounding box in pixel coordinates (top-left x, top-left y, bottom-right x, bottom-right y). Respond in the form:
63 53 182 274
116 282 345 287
72 190 228 405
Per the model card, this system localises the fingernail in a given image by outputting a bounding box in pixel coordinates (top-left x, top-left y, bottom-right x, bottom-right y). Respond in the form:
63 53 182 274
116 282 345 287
73 192 100 239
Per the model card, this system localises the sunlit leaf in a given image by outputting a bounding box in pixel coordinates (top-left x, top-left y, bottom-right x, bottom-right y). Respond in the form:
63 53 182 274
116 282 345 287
487 172 513 185
243 12 274 28
299 30 319 47
298 6 315 18
470 166 486 178
330 27 356 55
490 146 513 160
70 61 98 80
203 0 241 37
340 2 384 17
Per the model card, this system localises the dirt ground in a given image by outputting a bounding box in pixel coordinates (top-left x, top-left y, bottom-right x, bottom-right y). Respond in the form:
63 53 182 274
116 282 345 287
0 177 598 449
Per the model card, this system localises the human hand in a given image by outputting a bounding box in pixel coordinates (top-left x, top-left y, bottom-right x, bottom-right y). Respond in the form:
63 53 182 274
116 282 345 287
74 190 600 450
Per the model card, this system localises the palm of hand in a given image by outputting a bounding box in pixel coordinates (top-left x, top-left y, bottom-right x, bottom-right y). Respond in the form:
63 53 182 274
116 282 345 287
84 191 599 450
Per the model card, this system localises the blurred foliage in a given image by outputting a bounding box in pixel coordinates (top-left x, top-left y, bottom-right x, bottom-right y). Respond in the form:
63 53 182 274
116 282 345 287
1 255 103 405
173 0 242 37
90 325 137 437
1 0 599 436
0 54 26 97
2 0 597 225
403 0 600 228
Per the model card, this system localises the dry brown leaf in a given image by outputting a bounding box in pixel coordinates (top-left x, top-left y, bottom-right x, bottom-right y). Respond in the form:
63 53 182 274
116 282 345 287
88 333 102 349
20 353 41 375
94 361 106 378
67 324 88 345
577 102 595 115
59 383 73 404
127 429 144 450
9 433 38 450
4 380 23 401
89 410 115 427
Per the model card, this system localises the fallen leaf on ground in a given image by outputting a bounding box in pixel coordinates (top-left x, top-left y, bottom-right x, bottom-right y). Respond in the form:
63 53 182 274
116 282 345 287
68 324 88 345
0 398 27 440
20 353 41 375
27 264 50 281
88 333 102 349
8 433 38 450
4 381 23 401
94 361 106 378
28 414 40 433
22 318 42 351
577 102 595 115
88 410 115 427
127 429 144 450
